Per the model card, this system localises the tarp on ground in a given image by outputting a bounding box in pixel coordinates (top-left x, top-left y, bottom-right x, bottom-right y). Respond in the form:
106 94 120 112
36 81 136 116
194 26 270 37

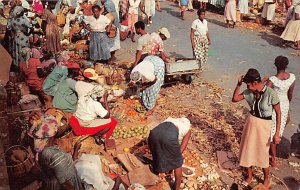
0 44 12 85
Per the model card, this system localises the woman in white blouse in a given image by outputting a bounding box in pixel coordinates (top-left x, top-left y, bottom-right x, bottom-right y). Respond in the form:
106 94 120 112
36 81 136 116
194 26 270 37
148 117 192 190
83 5 113 63
190 8 211 67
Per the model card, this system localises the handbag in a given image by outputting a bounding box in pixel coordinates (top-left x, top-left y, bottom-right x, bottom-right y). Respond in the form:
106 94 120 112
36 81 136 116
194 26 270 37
107 24 117 38
56 6 66 27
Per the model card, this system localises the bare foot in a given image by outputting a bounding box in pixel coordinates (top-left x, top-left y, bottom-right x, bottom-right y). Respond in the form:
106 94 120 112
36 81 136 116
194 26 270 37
270 157 277 167
145 109 154 116
263 178 271 189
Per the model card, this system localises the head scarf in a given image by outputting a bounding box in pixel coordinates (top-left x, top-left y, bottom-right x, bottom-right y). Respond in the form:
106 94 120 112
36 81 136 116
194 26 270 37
21 47 32 68
85 85 105 101
130 71 142 83
33 0 44 14
57 52 70 66
28 115 58 153
12 6 24 18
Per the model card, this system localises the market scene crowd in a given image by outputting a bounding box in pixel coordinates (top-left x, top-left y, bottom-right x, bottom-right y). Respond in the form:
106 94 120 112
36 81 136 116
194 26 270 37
0 0 298 189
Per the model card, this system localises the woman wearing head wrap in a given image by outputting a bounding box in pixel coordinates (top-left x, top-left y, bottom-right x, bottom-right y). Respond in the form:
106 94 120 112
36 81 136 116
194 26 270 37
70 85 118 145
148 117 192 190
19 47 49 104
232 68 281 189
266 56 295 167
28 113 83 190
130 55 165 115
6 6 33 66
52 62 81 113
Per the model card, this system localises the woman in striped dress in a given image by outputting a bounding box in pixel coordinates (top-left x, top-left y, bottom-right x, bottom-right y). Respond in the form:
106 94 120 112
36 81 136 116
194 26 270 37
42 2 61 54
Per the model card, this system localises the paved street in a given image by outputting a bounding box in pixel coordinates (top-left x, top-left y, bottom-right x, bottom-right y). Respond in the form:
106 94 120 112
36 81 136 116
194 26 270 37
117 0 299 150
116 1 300 189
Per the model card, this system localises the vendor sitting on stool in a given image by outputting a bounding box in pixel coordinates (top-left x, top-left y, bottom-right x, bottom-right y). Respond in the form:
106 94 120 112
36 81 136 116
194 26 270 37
148 117 192 190
70 85 117 145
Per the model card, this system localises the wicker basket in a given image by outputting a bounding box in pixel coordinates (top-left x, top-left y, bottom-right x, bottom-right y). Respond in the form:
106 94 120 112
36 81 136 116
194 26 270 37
57 13 66 27
5 145 33 178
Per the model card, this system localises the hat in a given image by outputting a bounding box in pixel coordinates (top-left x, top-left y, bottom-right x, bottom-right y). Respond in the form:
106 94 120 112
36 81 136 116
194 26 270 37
31 48 43 59
83 68 99 80
243 68 261 83
67 61 80 69
158 27 170 39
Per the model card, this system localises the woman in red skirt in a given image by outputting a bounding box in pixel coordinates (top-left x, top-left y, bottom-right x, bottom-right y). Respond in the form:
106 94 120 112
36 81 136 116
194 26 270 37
70 85 117 145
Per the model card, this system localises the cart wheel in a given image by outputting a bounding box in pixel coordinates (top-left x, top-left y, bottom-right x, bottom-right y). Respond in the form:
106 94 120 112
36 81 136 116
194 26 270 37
182 74 193 84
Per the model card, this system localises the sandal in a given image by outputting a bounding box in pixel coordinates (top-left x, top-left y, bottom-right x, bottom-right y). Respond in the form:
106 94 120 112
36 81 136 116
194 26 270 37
94 136 105 145
241 181 251 190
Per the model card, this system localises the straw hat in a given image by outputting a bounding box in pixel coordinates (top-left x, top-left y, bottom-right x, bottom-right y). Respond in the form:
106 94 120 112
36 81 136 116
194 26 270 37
158 27 170 39
83 68 99 80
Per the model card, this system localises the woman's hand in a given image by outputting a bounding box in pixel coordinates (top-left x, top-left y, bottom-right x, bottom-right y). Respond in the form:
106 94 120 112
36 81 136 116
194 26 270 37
103 91 109 100
208 39 211 45
192 42 195 49
237 75 243 86
273 133 281 144
29 112 43 125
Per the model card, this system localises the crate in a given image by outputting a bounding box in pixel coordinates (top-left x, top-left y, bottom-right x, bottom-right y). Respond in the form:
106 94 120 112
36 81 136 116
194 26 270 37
166 59 201 74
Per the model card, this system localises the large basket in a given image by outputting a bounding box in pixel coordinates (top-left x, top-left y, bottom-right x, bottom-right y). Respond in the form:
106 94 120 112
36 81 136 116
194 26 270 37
5 145 33 178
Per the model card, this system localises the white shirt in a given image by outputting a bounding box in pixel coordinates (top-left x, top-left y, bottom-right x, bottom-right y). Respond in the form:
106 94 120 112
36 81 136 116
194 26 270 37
137 33 151 54
75 97 108 121
131 60 155 82
84 15 111 32
129 0 141 14
164 117 191 143
75 81 94 98
191 19 208 36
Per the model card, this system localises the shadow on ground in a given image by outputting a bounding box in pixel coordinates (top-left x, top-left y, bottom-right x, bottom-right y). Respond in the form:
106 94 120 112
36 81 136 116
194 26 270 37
206 18 226 27
258 31 284 47
283 176 300 190
163 7 181 19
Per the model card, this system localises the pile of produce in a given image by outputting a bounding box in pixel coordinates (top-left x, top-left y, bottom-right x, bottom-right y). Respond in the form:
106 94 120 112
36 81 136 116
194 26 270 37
112 125 149 139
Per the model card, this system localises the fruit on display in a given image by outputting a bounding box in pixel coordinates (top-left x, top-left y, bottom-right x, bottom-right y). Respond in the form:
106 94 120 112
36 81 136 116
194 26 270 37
112 126 149 139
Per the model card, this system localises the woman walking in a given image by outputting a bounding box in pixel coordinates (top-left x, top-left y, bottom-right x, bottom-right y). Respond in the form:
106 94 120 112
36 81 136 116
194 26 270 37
238 0 248 22
144 0 155 25
281 2 300 49
232 68 281 189
84 5 113 63
267 56 295 167
224 0 237 27
190 9 211 67
128 0 142 42
42 2 61 54
179 0 188 20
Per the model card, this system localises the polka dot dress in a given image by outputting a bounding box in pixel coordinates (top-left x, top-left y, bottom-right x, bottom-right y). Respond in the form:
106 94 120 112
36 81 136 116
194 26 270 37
270 73 296 141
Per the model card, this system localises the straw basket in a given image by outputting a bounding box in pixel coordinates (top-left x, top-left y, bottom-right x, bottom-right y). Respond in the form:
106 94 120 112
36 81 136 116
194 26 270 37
5 145 33 178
